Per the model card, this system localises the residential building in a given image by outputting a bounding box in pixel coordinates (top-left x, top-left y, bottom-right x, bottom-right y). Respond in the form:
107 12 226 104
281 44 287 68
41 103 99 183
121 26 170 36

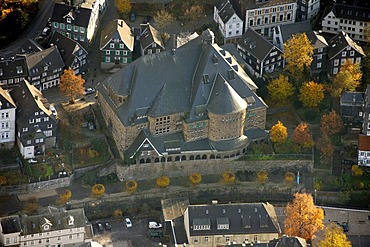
0 87 16 148
0 208 93 246
100 19 134 69
306 31 329 74
183 201 281 246
176 31 199 48
50 31 88 75
272 20 312 51
10 80 57 159
322 0 370 42
340 91 364 127
50 3 94 45
362 85 370 136
237 28 283 78
214 0 243 43
0 57 28 88
296 0 320 21
327 31 365 75
140 23 165 56
358 135 370 167
232 0 297 37
97 30 268 163
24 46 65 90
75 0 108 37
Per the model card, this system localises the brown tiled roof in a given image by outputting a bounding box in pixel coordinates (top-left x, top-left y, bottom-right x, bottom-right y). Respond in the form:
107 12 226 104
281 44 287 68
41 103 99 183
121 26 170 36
358 135 370 151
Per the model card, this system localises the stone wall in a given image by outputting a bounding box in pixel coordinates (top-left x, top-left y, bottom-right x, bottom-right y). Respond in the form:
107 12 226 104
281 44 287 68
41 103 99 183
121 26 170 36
114 158 313 181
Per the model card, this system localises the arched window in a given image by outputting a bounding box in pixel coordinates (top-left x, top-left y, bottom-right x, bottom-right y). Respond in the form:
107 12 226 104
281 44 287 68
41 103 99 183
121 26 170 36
190 155 195 160
154 158 160 163
167 157 172 162
181 156 186 161
195 155 201 160
210 154 215 159
161 157 165 162
175 156 180 161
145 158 151 163
140 159 145 164
201 154 207 160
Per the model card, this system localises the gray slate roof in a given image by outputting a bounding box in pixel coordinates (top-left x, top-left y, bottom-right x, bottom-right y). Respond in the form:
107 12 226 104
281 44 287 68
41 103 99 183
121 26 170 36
340 91 364 106
51 3 92 28
100 19 134 51
140 24 164 50
216 0 239 24
306 31 328 49
327 31 365 59
0 57 28 80
187 202 280 236
25 46 65 77
332 3 370 22
279 20 312 44
238 28 279 61
0 216 21 234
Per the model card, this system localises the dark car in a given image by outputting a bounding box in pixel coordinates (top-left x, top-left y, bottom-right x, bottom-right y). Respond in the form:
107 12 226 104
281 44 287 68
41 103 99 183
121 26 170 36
97 223 104 232
143 15 151 24
342 222 349 232
129 12 136 22
105 222 111 231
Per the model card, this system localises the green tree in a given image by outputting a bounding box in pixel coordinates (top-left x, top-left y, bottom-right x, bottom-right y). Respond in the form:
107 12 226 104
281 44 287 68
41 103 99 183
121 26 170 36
59 68 85 104
299 81 324 108
318 223 352 247
154 10 175 32
267 75 295 102
270 121 288 144
283 33 314 81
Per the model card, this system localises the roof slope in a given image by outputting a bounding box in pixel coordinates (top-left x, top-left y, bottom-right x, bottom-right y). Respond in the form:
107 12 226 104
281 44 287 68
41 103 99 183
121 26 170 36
358 134 370 151
216 0 240 23
140 24 164 50
0 87 16 109
327 31 365 59
279 20 312 44
25 46 65 77
332 3 370 22
51 3 91 27
100 19 134 51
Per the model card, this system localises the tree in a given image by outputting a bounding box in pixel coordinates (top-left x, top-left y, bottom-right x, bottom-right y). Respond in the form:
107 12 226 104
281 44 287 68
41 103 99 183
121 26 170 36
59 68 85 104
299 81 324 108
316 134 334 163
292 122 314 149
351 165 364 177
270 121 288 144
91 184 105 197
189 173 202 185
320 111 343 138
331 59 362 97
283 33 314 81
153 10 175 31
115 0 131 15
284 172 295 184
267 75 295 102
318 223 352 247
113 208 123 218
1 8 29 38
222 170 235 183
284 193 324 242
125 180 138 192
156 176 170 188
59 190 72 204
0 175 7 186
184 5 203 26
257 171 268 183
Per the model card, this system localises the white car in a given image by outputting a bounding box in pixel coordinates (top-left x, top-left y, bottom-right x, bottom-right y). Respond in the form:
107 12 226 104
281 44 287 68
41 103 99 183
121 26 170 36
50 105 57 117
83 87 96 95
125 218 132 228
28 159 38 164
148 221 162 229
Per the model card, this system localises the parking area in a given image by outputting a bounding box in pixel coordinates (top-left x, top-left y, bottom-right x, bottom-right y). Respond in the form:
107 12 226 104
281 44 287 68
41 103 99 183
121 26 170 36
93 218 167 247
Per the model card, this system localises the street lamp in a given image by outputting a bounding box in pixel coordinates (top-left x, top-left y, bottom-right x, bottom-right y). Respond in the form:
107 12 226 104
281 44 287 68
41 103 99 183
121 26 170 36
314 189 317 205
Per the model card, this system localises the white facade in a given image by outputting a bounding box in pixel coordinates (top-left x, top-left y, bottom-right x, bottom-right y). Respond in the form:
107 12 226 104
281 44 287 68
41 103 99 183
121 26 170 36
245 2 297 37
214 4 243 43
358 150 370 167
0 106 16 148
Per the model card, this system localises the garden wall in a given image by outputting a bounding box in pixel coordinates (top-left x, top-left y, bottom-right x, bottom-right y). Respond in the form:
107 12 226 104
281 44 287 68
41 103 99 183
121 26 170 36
112 159 314 181
0 175 73 195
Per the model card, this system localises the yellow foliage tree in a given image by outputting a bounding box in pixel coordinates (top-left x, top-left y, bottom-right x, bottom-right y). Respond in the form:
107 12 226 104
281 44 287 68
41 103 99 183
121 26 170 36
0 175 7 186
59 190 72 204
92 184 105 197
115 0 132 15
223 170 236 183
267 75 295 102
125 180 138 192
285 172 295 184
351 165 364 177
156 176 170 188
292 122 314 149
154 10 175 31
331 59 362 97
113 208 123 218
257 171 268 183
270 121 288 144
318 223 352 247
299 81 324 108
283 33 314 80
320 111 343 138
284 193 324 241
59 68 85 104
189 173 202 185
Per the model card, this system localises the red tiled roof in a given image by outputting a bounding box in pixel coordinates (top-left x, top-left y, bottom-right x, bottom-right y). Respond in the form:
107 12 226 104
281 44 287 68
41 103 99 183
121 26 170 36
358 135 370 151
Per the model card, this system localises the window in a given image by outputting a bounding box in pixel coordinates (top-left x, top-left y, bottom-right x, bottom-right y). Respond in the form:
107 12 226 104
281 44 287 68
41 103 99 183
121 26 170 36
318 48 323 53
350 51 355 56
123 50 128 55
27 140 31 145
53 22 59 28
333 67 339 74
23 127 28 132
119 44 124 49
115 51 120 55
317 54 322 60
254 235 258 241
317 62 322 68
342 51 347 57
356 57 361 63
60 23 65 29
110 43 114 48
225 236 230 242
67 18 71 23
204 236 209 243
105 50 110 55
29 119 34 124
80 27 85 33
105 57 110 63
67 24 72 30
334 59 339 66
74 26 79 32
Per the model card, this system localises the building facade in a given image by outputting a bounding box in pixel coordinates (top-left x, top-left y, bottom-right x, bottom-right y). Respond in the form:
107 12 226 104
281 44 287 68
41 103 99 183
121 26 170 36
100 19 134 69
296 0 320 21
214 0 243 43
0 87 16 148
140 24 165 56
0 57 28 88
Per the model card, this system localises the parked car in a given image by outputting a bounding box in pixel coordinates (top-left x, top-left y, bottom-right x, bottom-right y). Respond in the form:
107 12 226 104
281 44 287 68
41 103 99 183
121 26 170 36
50 104 57 117
105 222 111 231
27 159 38 164
83 87 95 95
148 221 162 229
342 222 349 232
125 218 132 228
129 12 136 22
42 27 51 36
97 223 104 232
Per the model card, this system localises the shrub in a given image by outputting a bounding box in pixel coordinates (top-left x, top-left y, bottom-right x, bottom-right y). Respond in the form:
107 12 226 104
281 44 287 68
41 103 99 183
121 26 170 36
285 172 295 184
257 171 268 183
223 171 236 183
92 184 105 197
59 190 72 204
189 173 202 185
156 176 170 188
351 165 364 177
125 180 138 192
112 209 122 218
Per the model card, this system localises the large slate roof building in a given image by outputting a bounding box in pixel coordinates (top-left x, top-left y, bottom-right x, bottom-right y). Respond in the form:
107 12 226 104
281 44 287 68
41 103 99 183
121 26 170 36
98 30 267 164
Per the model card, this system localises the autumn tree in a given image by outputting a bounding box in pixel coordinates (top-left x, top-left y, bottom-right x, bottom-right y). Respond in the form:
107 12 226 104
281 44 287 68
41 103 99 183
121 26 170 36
59 68 85 104
270 121 288 144
316 134 334 163
125 180 138 192
0 175 7 186
284 172 295 184
156 176 170 188
59 190 72 204
299 81 324 108
267 75 295 102
113 208 123 218
153 10 175 32
284 193 324 242
257 171 268 183
283 33 314 81
189 173 202 185
351 165 364 177
320 111 343 138
222 170 236 183
91 184 105 197
292 122 314 150
331 59 362 97
184 5 203 26
115 0 131 15
318 223 352 247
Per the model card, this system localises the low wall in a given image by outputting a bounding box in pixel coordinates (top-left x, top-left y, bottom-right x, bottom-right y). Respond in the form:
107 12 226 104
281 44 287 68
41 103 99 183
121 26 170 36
113 159 314 181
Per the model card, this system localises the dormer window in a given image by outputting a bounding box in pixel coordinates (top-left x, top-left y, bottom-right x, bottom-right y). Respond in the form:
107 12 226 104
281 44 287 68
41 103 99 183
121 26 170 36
67 215 74 226
67 18 71 23
16 66 23 74
43 224 50 231
193 218 211 230
217 218 230 230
